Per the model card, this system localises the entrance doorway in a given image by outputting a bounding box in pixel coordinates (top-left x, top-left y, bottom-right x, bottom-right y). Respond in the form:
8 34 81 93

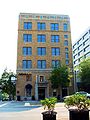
62 87 67 97
38 87 45 100
25 84 32 97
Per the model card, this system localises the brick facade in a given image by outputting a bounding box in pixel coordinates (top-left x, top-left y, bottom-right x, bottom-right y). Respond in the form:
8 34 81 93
16 13 73 100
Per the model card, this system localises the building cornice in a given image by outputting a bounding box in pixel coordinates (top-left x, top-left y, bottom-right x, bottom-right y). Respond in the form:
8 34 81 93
19 13 70 21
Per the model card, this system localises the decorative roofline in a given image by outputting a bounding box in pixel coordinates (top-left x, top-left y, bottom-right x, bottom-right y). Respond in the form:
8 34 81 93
19 13 70 21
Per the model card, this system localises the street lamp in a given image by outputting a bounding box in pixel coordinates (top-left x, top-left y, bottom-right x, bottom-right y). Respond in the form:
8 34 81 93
10 76 16 100
11 76 16 84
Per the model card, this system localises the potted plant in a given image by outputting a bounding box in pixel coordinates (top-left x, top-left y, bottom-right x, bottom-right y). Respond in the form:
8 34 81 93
40 97 57 120
64 94 90 120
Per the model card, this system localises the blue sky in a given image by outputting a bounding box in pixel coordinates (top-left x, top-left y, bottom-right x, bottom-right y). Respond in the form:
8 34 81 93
0 0 90 76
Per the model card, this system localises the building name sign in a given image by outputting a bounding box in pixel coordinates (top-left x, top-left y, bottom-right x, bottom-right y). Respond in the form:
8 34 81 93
20 13 69 21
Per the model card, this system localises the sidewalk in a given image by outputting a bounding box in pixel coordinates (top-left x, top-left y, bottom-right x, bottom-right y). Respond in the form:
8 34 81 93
0 103 69 120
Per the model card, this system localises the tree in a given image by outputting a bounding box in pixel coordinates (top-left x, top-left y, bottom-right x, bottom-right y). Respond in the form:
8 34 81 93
79 58 90 92
0 69 16 100
49 65 71 98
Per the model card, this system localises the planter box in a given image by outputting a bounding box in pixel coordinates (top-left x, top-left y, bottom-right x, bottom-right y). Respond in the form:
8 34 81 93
69 109 89 120
42 111 57 120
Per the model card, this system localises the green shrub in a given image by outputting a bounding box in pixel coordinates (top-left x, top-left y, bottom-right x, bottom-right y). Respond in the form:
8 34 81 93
41 97 57 111
64 94 90 111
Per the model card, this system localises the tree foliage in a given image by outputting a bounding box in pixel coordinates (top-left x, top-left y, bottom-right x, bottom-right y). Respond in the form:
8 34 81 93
79 58 90 92
49 65 71 89
0 69 16 100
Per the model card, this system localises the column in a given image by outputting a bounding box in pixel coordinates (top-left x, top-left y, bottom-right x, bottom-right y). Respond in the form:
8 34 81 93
35 75 38 100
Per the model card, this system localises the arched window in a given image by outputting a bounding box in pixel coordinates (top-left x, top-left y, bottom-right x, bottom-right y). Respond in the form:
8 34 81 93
25 84 32 97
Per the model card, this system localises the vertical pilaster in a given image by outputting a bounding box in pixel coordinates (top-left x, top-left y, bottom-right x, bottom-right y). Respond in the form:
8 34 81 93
35 75 38 100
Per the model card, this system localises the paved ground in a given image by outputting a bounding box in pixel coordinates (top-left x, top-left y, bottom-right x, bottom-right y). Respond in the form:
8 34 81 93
0 102 69 120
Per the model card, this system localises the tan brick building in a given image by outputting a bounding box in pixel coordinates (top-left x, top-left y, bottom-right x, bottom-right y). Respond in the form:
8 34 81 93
16 13 73 101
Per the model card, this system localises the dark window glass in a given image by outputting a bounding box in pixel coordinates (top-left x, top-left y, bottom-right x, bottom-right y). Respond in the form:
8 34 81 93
66 60 69 65
39 76 44 82
65 53 69 59
64 40 68 46
64 35 68 39
65 48 69 52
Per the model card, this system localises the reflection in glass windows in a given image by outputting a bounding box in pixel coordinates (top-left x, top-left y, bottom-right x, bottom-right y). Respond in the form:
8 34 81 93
64 40 68 46
37 34 46 42
63 23 68 31
22 60 32 69
65 53 69 59
24 22 32 30
65 48 69 52
51 35 59 42
23 47 32 56
64 35 68 39
52 48 60 56
37 47 46 56
37 60 46 69
66 60 69 65
37 22 46 30
23 34 32 42
51 23 59 31
52 60 60 68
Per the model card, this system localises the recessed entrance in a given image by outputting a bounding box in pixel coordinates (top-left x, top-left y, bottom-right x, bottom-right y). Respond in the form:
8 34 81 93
38 87 45 100
62 87 67 97
25 84 32 97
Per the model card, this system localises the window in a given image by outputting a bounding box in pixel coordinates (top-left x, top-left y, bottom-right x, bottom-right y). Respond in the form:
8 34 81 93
83 38 89 46
83 32 88 39
50 23 59 31
40 76 44 82
26 74 32 81
23 34 32 42
84 45 89 52
66 60 69 65
37 60 46 69
64 35 68 39
78 44 82 50
65 53 69 59
52 48 60 56
52 60 60 67
64 40 68 46
85 52 90 58
73 54 77 59
37 47 46 56
78 50 83 56
23 47 32 56
22 60 32 69
65 48 69 52
63 23 68 31
37 34 46 42
51 35 59 42
24 22 32 30
37 22 46 30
